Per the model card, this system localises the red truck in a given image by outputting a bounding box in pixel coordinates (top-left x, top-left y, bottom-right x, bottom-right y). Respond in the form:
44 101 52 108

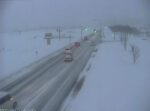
64 48 72 54
74 42 80 46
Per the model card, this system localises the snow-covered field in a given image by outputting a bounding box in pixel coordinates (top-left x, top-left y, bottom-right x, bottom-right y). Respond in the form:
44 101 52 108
61 28 150 111
0 28 92 79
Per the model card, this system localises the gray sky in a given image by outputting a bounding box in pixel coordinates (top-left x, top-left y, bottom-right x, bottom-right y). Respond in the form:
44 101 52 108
0 0 149 32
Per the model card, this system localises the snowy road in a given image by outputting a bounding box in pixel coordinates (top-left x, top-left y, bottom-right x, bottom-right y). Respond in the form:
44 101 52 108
0 36 99 111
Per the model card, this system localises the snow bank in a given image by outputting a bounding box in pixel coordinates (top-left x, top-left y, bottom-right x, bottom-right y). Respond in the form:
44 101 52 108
62 34 150 111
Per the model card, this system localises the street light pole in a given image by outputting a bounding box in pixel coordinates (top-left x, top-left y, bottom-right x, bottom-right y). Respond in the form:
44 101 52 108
81 26 83 40
57 27 62 40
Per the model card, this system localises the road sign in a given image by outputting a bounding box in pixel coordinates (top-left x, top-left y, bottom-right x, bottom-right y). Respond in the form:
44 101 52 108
45 33 53 39
44 33 53 45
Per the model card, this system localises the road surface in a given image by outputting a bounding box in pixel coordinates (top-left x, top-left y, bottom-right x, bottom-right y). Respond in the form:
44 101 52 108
0 35 100 111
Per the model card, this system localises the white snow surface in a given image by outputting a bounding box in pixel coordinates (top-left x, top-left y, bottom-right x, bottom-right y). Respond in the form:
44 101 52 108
0 28 92 79
62 28 150 111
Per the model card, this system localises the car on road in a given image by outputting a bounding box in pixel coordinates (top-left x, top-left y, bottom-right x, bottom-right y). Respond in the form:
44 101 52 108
74 42 80 46
64 48 72 54
84 36 88 40
0 91 17 110
64 54 73 62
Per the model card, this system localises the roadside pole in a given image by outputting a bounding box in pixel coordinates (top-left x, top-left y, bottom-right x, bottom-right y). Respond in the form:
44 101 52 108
57 27 62 40
81 26 83 40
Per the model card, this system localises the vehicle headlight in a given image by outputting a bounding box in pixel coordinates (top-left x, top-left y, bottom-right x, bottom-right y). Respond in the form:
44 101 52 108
10 97 14 101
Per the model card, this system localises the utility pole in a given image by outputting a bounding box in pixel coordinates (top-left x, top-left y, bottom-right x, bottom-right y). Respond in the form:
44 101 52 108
81 26 83 40
69 35 72 43
56 26 62 40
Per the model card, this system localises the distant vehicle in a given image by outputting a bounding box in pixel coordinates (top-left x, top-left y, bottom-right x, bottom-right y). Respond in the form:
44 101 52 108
84 37 88 40
64 48 72 54
74 42 80 46
0 91 17 109
64 54 73 62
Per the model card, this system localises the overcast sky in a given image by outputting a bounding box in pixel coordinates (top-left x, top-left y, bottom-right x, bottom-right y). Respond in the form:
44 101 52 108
0 0 149 32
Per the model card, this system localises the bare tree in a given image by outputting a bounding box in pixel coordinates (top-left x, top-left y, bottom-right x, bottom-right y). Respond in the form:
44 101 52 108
130 45 140 64
109 25 140 51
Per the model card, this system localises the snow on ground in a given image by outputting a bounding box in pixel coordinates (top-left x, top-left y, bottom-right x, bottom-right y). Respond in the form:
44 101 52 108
61 28 150 111
0 28 92 79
